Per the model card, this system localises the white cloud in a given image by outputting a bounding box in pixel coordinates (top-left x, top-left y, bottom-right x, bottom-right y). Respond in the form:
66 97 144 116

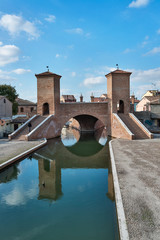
65 28 84 35
55 53 67 59
0 73 16 82
157 29 160 34
2 183 37 206
0 41 3 46
55 53 60 58
45 15 56 23
71 72 76 77
83 76 105 87
0 69 17 83
123 48 134 54
12 68 31 74
129 67 160 98
131 67 160 82
0 44 20 66
129 0 150 8
0 14 39 39
60 88 71 95
145 47 160 55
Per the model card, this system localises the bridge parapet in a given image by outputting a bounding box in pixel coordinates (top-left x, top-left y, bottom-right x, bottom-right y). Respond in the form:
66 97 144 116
111 113 134 140
59 102 109 132
27 115 60 140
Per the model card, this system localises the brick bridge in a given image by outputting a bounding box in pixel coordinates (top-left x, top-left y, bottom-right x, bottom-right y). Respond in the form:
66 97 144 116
9 69 153 141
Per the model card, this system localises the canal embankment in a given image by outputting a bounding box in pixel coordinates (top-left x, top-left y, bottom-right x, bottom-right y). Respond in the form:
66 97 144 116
110 139 160 240
0 139 47 170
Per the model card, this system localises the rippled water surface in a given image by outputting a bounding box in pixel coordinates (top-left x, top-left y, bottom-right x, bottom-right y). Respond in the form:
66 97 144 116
0 128 119 240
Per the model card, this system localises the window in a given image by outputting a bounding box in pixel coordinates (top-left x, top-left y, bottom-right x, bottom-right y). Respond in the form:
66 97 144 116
117 100 124 113
20 107 24 112
43 103 49 115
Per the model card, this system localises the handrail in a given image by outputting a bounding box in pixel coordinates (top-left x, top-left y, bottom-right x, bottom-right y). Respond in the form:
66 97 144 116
113 113 134 137
8 114 38 139
129 113 153 138
27 114 53 137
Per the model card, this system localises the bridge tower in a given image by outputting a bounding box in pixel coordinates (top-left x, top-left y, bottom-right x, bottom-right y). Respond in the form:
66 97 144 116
106 69 132 115
35 71 62 116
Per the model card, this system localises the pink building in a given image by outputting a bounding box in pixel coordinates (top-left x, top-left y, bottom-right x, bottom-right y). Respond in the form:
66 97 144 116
136 96 160 112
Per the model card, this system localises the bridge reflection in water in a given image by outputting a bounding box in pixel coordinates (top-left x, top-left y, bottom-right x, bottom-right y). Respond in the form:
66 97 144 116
33 127 115 202
0 127 119 240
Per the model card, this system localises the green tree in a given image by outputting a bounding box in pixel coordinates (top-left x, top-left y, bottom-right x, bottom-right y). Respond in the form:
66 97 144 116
0 84 19 115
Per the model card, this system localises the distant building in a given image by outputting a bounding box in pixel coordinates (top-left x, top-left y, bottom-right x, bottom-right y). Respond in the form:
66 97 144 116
142 90 160 98
0 96 12 118
136 96 160 112
135 95 160 133
60 95 76 103
90 94 108 102
0 116 27 138
16 98 37 118
130 95 140 112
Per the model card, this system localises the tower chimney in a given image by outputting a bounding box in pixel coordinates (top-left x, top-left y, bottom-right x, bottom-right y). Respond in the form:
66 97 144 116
90 93 94 102
80 94 83 102
131 94 135 105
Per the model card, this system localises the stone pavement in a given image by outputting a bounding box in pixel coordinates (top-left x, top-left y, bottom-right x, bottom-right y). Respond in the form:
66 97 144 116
0 139 46 167
110 139 160 240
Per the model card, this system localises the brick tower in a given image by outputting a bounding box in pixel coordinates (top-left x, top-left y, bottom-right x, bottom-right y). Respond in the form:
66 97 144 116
36 71 62 116
106 69 132 114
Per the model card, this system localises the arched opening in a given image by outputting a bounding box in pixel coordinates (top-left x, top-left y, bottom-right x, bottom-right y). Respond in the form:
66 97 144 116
43 103 49 115
61 118 80 147
61 114 107 150
117 100 124 113
20 107 24 112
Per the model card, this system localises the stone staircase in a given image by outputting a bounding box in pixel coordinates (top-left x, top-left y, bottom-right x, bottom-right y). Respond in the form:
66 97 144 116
118 114 149 139
14 115 47 140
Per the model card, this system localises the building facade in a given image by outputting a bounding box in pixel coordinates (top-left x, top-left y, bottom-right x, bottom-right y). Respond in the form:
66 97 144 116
16 98 37 118
0 96 12 118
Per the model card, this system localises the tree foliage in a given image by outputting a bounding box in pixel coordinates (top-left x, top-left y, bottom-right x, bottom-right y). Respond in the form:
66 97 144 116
0 84 19 115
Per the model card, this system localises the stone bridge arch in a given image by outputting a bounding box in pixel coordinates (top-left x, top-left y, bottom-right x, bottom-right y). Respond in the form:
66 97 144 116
60 109 107 132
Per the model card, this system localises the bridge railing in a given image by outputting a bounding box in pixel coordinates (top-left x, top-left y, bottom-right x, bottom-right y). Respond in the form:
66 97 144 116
112 113 134 140
129 113 153 139
8 114 38 140
26 115 60 140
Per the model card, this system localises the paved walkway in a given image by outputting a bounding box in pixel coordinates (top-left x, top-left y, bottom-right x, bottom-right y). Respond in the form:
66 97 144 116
0 139 46 166
110 139 160 240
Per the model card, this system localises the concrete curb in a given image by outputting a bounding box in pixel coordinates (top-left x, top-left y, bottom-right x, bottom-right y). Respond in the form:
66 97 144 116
0 138 47 171
109 140 129 240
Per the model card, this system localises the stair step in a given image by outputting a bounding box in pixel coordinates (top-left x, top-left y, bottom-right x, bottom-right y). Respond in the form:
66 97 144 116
118 114 149 139
14 115 47 140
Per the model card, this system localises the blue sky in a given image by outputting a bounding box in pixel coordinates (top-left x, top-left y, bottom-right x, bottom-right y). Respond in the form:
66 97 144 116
0 0 160 102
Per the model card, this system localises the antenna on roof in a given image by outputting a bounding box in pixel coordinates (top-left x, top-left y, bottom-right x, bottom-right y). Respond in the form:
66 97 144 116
116 64 119 70
152 83 156 89
46 66 49 72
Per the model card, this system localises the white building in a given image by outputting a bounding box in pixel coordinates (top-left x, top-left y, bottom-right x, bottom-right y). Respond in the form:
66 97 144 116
0 96 12 118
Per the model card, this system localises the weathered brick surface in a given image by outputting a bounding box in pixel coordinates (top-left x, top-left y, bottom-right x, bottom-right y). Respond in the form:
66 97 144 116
111 114 133 140
37 73 61 115
27 115 61 140
14 69 151 140
59 102 109 129
107 72 131 114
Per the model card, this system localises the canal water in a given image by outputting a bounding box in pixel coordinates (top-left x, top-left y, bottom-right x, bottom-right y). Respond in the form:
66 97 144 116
0 127 119 240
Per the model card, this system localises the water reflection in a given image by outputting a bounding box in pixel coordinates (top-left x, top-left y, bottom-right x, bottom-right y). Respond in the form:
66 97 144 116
61 127 80 146
38 159 63 201
33 130 114 202
61 127 108 147
0 128 118 240
0 164 20 183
